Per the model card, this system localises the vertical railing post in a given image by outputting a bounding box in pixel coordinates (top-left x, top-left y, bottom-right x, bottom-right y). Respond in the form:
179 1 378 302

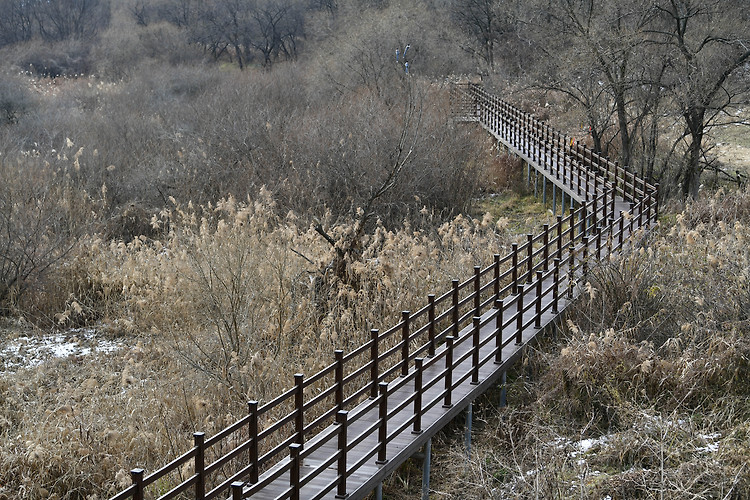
596 227 602 261
526 234 533 284
581 203 588 237
639 189 645 228
231 482 244 500
516 285 524 344
452 280 459 337
401 311 410 377
370 329 379 399
294 374 304 445
552 258 560 313
290 443 302 500
582 236 589 276
613 162 619 198
618 212 625 249
248 401 259 484
543 224 549 271
413 358 424 434
471 316 480 385
427 296 436 357
443 336 455 408
511 244 519 294
591 196 599 231
494 300 503 364
131 469 145 500
377 383 389 464
568 243 575 299
654 183 660 222
493 254 500 301
194 432 205 500
335 349 344 411
535 271 542 329
556 215 563 260
593 164 599 196
473 266 481 317
568 206 580 248
336 411 349 499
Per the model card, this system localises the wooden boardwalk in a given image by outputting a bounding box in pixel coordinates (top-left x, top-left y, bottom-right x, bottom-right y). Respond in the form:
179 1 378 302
111 83 658 500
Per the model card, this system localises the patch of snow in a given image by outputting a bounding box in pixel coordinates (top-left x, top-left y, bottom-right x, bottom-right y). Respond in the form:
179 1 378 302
0 328 122 373
569 435 609 458
696 432 721 454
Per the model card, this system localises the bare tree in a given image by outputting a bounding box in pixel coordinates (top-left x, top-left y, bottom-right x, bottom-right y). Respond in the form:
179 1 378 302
194 0 305 69
653 0 750 198
313 81 425 284
32 0 112 42
0 0 34 47
532 0 659 167
451 0 512 72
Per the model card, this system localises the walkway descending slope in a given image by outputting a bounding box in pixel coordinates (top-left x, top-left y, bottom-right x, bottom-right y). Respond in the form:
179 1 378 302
110 84 659 500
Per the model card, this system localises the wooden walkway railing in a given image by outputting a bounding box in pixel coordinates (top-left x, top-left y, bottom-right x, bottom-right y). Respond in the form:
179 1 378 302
110 83 658 500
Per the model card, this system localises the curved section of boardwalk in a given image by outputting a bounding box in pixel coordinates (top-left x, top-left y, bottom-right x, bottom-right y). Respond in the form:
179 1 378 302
111 84 658 500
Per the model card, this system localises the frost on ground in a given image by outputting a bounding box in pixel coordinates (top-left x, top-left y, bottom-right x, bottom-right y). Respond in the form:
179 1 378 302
0 328 122 372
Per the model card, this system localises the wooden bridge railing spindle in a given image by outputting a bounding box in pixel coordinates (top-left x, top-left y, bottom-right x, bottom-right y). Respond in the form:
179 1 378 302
495 300 503 364
401 311 410 377
336 411 349 499
413 358 424 434
473 266 481 317
452 280 459 337
377 383 389 464
511 244 518 294
427 296 436 357
493 254 500 301
335 350 344 411
290 443 302 500
443 336 454 408
194 432 205 500
535 271 542 329
526 234 533 283
472 316 480 385
131 469 144 500
295 373 304 445
516 286 524 344
248 400 259 484
370 329 379 399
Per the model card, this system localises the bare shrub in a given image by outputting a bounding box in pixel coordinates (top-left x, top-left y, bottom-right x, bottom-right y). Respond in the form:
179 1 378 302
0 159 91 320
0 72 33 124
15 39 93 77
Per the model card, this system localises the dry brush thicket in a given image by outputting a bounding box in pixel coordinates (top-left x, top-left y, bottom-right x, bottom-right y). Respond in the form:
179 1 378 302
421 188 750 499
